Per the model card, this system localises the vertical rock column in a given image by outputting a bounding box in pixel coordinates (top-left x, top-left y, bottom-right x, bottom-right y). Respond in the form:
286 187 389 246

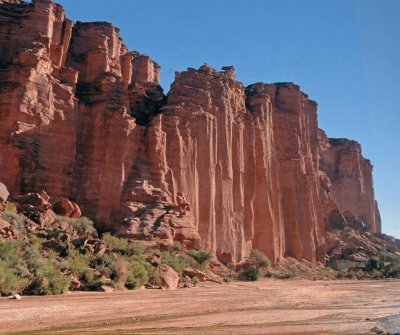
245 83 285 263
262 83 325 263
66 22 142 228
0 0 78 197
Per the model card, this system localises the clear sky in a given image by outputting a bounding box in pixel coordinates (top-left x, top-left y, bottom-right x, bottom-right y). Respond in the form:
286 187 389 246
55 0 400 237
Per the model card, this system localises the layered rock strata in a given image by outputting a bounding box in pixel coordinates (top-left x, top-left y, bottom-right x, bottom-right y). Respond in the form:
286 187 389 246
0 0 381 263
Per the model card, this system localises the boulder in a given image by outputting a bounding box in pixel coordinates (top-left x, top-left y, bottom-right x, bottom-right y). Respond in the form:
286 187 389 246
53 199 81 218
183 268 206 282
0 219 11 230
159 264 179 290
0 182 9 204
97 285 114 293
346 253 368 262
68 274 81 290
22 208 57 226
15 192 51 211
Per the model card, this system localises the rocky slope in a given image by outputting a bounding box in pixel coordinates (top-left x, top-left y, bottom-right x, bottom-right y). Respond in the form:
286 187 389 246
0 0 382 264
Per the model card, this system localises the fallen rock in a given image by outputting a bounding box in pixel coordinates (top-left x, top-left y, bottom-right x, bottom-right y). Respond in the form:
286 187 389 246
15 192 51 211
184 268 207 282
159 264 179 290
8 294 22 300
346 253 368 262
22 208 57 226
53 199 82 218
0 219 11 230
71 237 88 248
68 274 81 290
0 182 9 204
97 285 114 293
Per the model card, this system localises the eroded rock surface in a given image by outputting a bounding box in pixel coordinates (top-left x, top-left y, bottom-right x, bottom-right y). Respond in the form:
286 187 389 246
0 0 382 263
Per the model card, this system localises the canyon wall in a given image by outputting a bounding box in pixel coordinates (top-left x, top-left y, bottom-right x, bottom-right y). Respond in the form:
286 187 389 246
0 0 381 263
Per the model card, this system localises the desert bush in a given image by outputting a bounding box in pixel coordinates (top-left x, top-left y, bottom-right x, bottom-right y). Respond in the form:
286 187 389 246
147 265 162 286
187 249 213 266
2 201 17 213
125 261 148 289
244 250 270 270
168 241 182 254
226 263 235 271
346 268 364 279
191 276 200 286
2 210 27 235
80 270 102 290
0 261 30 295
102 233 129 250
91 253 119 278
27 261 70 295
63 247 91 280
287 265 300 278
370 269 384 279
126 241 147 256
161 252 197 276
240 268 260 281
0 240 19 265
71 217 96 236
223 275 234 283
102 233 147 256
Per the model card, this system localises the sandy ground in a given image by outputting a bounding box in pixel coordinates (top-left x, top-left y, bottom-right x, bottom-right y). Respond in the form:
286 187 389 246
1 279 399 335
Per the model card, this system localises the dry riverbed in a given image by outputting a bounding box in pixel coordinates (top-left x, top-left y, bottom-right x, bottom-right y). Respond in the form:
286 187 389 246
1 279 399 335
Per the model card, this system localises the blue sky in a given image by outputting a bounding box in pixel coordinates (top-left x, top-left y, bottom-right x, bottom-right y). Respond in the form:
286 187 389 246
55 0 400 237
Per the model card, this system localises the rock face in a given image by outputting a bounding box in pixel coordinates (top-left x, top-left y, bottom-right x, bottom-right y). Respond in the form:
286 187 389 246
0 0 381 264
319 131 381 234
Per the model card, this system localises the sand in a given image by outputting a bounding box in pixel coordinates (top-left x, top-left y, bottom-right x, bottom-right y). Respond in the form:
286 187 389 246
1 279 399 334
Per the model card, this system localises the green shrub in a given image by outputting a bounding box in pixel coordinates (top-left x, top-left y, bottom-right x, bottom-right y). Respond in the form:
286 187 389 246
2 201 17 213
187 249 213 266
147 266 162 286
2 211 27 235
223 275 234 283
287 265 300 278
0 240 19 266
240 268 260 281
370 269 384 279
80 270 102 290
191 276 200 286
162 253 197 276
70 217 96 236
63 248 91 280
91 253 119 278
125 262 148 289
126 241 147 256
27 261 70 295
169 241 182 253
346 268 364 279
226 263 235 271
244 250 270 270
0 261 30 295
102 233 128 251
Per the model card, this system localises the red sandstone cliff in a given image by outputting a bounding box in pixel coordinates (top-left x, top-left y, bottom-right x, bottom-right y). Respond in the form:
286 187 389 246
0 0 381 264
319 130 381 234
